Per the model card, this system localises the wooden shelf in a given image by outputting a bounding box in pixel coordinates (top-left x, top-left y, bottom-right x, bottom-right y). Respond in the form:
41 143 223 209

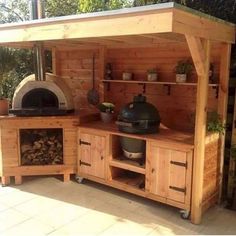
102 79 219 87
111 175 145 192
110 158 146 174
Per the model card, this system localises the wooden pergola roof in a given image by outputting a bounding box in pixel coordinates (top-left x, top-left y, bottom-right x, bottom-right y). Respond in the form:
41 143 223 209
0 2 234 48
0 2 235 225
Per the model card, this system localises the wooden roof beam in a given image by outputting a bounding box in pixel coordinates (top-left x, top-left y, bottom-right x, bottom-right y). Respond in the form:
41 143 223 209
185 35 206 76
173 8 235 43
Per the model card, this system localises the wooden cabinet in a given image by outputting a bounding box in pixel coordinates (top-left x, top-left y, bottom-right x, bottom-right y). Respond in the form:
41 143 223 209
77 125 193 212
78 130 107 179
146 142 192 205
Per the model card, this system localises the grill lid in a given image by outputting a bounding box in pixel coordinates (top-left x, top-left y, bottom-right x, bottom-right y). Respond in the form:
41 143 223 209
117 94 161 134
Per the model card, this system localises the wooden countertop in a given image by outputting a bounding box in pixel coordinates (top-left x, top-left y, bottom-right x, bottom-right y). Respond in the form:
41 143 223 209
79 121 194 151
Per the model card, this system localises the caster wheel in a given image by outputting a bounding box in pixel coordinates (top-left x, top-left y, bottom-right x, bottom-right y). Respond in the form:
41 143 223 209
75 175 84 183
180 210 190 219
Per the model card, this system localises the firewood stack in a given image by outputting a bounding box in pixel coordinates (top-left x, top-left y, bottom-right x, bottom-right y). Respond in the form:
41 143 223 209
20 129 63 165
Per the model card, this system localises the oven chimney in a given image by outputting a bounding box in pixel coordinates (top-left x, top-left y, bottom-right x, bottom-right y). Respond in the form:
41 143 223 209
30 0 46 81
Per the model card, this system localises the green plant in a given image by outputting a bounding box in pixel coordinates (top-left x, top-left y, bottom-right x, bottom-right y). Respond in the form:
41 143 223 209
207 111 226 134
230 145 236 160
98 102 115 113
174 59 193 75
147 68 157 74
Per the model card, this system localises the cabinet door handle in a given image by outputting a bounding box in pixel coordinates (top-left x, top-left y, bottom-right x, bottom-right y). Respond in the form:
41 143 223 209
79 139 91 146
101 156 104 160
80 160 91 167
170 160 187 168
151 168 155 173
169 185 186 194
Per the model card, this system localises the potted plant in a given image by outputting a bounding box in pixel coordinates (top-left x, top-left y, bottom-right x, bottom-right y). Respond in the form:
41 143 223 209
98 102 115 123
207 111 225 134
147 68 158 81
122 72 133 81
174 59 193 83
0 84 9 116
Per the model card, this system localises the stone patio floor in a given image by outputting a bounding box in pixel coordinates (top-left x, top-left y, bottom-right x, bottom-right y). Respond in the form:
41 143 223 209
0 176 236 235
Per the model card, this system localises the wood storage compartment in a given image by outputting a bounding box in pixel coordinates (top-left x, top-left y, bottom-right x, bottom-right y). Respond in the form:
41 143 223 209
20 129 63 166
0 116 79 185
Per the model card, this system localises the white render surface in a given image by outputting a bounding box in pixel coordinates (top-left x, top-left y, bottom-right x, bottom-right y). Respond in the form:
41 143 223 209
12 73 74 110
0 176 236 235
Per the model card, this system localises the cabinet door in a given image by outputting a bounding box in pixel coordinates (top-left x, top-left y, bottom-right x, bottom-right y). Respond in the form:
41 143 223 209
147 143 191 204
168 150 188 203
91 134 106 179
78 131 106 179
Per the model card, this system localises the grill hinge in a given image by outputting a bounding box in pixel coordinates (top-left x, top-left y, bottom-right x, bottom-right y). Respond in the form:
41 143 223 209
170 160 187 168
79 139 91 146
169 186 186 194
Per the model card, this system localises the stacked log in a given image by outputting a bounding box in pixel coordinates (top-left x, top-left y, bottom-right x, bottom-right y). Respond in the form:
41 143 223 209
20 129 63 165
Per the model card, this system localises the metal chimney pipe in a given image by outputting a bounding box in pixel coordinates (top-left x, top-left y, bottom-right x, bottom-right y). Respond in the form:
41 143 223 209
30 0 46 81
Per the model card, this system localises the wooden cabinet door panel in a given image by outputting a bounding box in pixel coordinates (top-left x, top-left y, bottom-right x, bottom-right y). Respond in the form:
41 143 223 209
91 135 106 179
149 145 170 197
79 132 92 175
147 142 190 204
168 150 187 203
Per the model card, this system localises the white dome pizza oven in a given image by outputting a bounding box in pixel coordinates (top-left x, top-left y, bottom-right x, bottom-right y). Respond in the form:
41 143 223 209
10 73 74 116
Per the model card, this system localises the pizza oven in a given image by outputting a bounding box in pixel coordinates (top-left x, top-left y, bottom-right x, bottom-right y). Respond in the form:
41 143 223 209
10 73 74 116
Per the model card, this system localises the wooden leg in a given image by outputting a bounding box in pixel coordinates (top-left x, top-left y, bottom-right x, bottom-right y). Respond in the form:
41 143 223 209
1 176 10 186
63 174 70 182
15 176 22 185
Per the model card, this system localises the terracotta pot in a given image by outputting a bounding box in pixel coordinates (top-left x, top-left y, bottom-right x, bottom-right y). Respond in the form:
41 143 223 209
100 112 113 123
0 99 9 116
176 74 187 83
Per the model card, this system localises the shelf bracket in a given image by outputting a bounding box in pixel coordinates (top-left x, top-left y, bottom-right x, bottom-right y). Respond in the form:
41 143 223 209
163 84 171 95
138 83 146 94
104 82 110 92
212 85 219 98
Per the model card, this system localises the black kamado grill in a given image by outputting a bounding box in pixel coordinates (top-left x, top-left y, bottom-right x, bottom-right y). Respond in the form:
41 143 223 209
116 94 161 163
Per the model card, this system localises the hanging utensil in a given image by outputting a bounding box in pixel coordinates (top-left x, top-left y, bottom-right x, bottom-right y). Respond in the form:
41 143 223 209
87 54 100 106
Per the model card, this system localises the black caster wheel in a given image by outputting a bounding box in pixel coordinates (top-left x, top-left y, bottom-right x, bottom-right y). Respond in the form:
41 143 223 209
75 175 84 183
180 210 190 219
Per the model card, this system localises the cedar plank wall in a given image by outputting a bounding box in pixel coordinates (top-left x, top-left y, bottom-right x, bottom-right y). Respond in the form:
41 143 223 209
106 42 220 132
55 49 100 112
55 42 221 132
203 137 221 211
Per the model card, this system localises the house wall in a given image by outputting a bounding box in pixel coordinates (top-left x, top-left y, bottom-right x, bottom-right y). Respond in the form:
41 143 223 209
54 41 222 132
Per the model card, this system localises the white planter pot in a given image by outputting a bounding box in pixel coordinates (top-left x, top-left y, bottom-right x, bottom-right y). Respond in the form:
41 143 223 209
147 73 158 81
176 74 187 83
100 112 113 123
122 72 132 80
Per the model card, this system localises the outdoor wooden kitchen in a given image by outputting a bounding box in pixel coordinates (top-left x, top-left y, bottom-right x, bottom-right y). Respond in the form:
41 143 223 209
0 2 235 225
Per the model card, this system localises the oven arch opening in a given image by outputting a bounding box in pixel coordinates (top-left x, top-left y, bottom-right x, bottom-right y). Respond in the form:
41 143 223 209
22 88 59 109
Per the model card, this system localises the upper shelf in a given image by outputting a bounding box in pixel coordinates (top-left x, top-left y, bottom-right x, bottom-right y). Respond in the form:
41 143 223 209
101 80 219 87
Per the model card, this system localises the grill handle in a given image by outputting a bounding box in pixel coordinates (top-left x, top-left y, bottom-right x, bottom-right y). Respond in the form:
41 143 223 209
115 121 133 127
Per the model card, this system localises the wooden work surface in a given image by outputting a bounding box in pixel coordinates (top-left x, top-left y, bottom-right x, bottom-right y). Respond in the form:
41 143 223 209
79 121 194 151
0 111 99 127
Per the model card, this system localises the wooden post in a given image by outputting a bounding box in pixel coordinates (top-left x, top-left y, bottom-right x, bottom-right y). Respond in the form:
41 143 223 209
186 35 210 224
15 176 22 185
218 43 231 201
99 46 107 101
52 48 59 75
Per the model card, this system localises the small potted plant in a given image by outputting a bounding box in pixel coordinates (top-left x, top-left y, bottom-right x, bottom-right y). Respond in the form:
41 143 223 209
207 111 225 134
0 86 9 116
147 68 158 81
174 59 193 83
98 102 115 123
122 71 133 81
